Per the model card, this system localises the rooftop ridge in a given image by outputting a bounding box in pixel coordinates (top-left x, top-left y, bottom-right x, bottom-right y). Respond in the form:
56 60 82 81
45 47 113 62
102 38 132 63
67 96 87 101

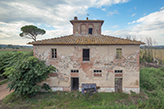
28 35 145 45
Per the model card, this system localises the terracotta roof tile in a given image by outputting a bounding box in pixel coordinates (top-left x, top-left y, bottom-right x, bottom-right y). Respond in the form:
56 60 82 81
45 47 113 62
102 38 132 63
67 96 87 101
28 35 145 45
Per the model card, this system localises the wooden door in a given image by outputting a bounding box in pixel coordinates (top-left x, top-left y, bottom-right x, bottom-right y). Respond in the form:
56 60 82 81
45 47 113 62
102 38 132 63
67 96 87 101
71 78 79 91
115 78 122 92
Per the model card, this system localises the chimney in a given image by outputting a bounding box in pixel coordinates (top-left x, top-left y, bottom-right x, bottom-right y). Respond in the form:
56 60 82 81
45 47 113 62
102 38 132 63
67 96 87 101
74 16 78 20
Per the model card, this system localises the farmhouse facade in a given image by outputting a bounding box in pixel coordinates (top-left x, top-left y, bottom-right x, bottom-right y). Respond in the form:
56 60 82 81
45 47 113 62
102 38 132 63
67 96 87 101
29 17 144 93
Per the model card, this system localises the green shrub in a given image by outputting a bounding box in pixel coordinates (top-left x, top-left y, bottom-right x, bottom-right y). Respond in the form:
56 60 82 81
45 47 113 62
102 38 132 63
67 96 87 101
41 83 52 92
0 79 9 86
0 52 14 78
0 51 33 77
4 53 55 98
140 67 164 108
140 67 164 91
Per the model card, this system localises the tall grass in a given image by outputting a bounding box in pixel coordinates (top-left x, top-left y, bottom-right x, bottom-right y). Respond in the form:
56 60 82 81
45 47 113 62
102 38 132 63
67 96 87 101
139 67 164 109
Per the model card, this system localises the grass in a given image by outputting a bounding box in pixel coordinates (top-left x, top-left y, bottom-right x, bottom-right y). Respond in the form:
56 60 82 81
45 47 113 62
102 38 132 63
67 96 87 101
0 79 9 86
0 91 146 109
152 49 164 61
0 67 164 109
0 48 32 54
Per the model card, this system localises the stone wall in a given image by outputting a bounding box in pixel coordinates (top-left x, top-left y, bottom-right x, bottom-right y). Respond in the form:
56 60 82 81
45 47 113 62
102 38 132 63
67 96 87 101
33 45 140 93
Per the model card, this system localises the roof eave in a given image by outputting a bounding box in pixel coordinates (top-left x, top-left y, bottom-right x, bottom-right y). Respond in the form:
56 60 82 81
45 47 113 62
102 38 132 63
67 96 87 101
31 43 143 45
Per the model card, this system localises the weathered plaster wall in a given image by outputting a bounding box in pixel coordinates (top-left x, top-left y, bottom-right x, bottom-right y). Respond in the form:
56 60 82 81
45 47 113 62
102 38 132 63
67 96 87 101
33 45 140 93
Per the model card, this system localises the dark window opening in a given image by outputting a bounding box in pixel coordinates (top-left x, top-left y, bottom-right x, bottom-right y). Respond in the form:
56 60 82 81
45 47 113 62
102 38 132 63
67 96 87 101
52 48 57 58
71 70 79 73
88 28 93 34
115 70 123 73
116 48 122 59
94 70 102 73
94 70 102 77
83 49 90 61
71 78 79 91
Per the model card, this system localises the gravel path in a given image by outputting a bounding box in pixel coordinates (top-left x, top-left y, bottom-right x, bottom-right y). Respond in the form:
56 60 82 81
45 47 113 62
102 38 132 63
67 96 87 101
0 83 13 100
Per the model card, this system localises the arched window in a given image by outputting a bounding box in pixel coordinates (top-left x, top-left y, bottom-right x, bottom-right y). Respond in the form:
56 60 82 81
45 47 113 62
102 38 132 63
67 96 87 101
81 24 86 35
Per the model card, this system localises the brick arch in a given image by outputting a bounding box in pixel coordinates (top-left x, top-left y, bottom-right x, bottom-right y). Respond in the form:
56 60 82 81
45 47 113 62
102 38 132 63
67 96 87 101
80 24 87 35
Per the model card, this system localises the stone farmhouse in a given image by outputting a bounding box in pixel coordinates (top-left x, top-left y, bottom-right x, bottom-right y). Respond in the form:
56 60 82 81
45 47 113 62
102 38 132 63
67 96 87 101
29 17 144 93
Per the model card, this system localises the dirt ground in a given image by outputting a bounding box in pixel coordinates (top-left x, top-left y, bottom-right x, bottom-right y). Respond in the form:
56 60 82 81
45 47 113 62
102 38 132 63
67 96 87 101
0 83 13 100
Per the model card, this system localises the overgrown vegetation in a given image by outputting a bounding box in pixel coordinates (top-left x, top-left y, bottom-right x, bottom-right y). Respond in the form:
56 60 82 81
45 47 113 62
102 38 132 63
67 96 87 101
0 51 32 80
139 67 164 109
0 51 20 80
0 67 164 109
140 49 153 63
140 37 164 64
0 79 9 86
0 51 55 98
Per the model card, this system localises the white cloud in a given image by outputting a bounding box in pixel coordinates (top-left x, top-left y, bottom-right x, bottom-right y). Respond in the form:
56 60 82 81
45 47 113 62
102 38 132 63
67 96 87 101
95 0 129 7
101 8 106 11
107 10 119 16
160 6 164 10
131 13 136 17
0 21 33 38
0 0 130 45
112 25 119 28
128 21 136 24
104 9 164 45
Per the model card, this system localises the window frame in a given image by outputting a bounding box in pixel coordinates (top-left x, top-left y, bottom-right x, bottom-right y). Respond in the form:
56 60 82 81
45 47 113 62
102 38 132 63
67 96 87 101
51 48 57 59
88 28 93 34
71 70 79 73
93 70 102 73
83 49 90 61
115 70 123 73
116 48 122 59
93 70 102 77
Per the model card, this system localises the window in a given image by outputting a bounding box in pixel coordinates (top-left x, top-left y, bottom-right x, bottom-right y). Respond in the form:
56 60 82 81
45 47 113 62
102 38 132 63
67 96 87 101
83 49 90 61
115 70 123 77
115 70 122 73
116 48 122 59
81 24 86 35
88 28 93 34
94 70 102 77
94 70 102 73
71 70 79 73
52 48 57 58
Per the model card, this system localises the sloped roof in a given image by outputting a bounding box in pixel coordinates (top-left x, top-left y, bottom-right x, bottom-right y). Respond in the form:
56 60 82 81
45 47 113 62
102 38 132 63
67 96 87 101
28 35 145 45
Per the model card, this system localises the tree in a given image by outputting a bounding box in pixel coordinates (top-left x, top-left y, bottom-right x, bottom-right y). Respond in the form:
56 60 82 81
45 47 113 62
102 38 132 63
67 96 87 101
3 52 55 97
7 44 13 48
19 25 46 42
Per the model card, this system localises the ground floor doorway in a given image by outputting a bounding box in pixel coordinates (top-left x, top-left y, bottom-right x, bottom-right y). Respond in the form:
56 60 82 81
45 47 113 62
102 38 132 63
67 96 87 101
115 78 122 92
71 78 79 91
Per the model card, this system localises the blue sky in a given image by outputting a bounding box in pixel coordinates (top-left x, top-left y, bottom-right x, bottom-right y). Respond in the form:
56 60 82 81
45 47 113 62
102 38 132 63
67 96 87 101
0 0 164 45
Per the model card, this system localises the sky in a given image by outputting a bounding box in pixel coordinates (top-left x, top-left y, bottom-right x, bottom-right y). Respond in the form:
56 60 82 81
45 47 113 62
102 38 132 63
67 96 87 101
0 0 164 45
